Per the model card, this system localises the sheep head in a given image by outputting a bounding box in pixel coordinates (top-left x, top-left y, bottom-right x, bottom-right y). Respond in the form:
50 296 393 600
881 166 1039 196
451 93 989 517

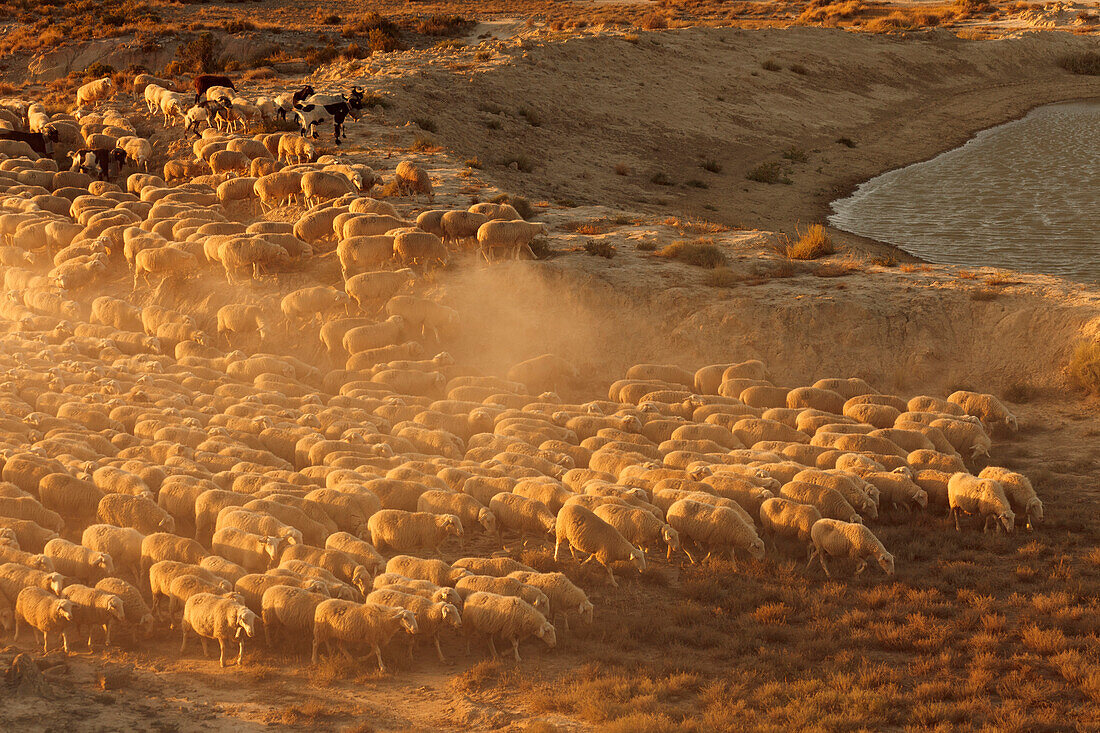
0 608 13 633
95 553 114 574
46 573 65 595
876 551 896 576
477 508 498 535
999 510 1016 533
396 609 418 635
536 621 556 648
55 599 74 622
30 554 53 572
747 536 766 561
661 525 681 557
106 595 126 621
913 490 929 509
262 536 281 561
1026 498 1044 527
629 545 646 573
235 607 257 639
440 603 461 628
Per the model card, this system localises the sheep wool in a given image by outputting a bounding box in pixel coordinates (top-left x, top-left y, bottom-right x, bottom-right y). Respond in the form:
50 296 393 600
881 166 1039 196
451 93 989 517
808 518 895 578
666 499 764 566
15 586 75 653
180 592 258 667
311 599 418 672
553 504 645 587
461 591 555 662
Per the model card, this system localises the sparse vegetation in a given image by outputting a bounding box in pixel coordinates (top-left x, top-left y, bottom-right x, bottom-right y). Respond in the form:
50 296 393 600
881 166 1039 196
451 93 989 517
464 157 482 169
782 147 808 163
582 240 617 258
656 240 728 268
837 137 857 148
762 59 782 71
701 158 723 173
640 12 669 29
650 172 673 186
490 193 533 219
412 116 438 133
746 161 791 185
501 154 535 173
784 224 834 259
414 14 475 36
1058 52 1100 74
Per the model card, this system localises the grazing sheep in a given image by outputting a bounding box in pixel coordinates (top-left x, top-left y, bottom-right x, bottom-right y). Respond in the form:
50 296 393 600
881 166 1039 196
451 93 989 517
928 418 992 460
490 493 556 548
948 390 1019 432
417 490 498 538
140 533 206 579
217 304 267 345
455 574 550 615
0 498 64 535
302 171 356 206
208 150 250 176
808 519 895 578
199 556 249 586
98 493 175 535
393 230 448 269
211 528 282 573
310 599 418 672
0 544 53 572
779 481 862 524
44 538 114 583
180 592 258 667
978 466 1042 530
469 202 521 221
507 570 593 634
280 545 370 593
593 503 680 560
324 531 385 576
392 160 433 200
758 496 822 559
947 473 1015 533
448 556 534 578
60 584 126 649
367 510 462 554
907 449 966 475
281 286 350 323
440 210 488 245
385 555 470 587
476 220 546 262
461 591 555 662
133 246 196 289
553 504 645 587
95 577 154 642
81 524 143 582
216 508 303 547
665 499 764 566
15 586 74 653
260 584 329 649
364 588 462 662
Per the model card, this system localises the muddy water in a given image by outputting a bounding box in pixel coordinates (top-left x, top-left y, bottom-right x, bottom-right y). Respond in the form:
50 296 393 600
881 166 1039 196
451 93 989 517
829 101 1100 282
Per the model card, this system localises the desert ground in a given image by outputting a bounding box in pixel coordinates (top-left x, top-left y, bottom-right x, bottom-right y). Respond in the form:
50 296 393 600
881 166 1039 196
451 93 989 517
0 2 1098 732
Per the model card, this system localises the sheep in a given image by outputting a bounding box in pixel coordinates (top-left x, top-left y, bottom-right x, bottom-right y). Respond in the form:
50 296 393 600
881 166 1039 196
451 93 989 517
808 518 894 578
665 498 764 567
0 497 64 534
364 588 462 662
461 591 555 662
0 544 52 572
385 555 470 587
280 545 370 593
0 518 59 553
95 577 154 642
44 538 114 583
372 574 461 606
758 497 822 559
324 531 385 576
277 135 316 165
455 574 550 615
366 509 463 554
281 286 350 323
302 171 356 206
469 202 521 221
440 210 488 245
215 304 267 346
81 524 143 583
133 246 197 289
553 504 645 586
89 466 152 499
476 220 546 262
858 471 928 513
118 137 153 172
978 466 1042 530
216 508 304 547
416 490 497 538
180 592 258 667
139 533 206 579
311 599 418 672
593 502 680 560
907 449 966 475
779 481 862 524
260 584 329 649
386 295 459 342
451 557 535 577
211 528 282 573
209 149 250 176
76 77 114 108
200 556 248 586
489 493 556 549
393 230 448 269
60 584 126 649
98 493 175 535
14 586 74 653
928 418 992 460
392 160 433 200
947 473 1015 533
947 390 1019 432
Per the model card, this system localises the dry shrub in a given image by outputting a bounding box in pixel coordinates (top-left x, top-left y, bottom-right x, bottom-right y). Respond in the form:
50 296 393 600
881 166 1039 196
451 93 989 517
746 161 790 184
489 193 532 220
415 14 475 36
785 224 834 260
640 12 669 29
1069 339 1100 396
656 240 727 268
582 241 617 258
1059 52 1100 75
560 221 607 235
799 0 866 24
614 162 631 176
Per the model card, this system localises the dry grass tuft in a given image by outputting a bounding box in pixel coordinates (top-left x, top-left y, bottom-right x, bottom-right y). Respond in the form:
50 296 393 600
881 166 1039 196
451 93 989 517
657 240 728 268
784 224 834 260
1069 339 1100 396
746 161 791 185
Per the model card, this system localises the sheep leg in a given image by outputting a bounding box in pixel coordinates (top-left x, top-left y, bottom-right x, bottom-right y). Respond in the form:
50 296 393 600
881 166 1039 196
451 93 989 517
818 553 833 579
511 638 522 663
180 626 188 655
487 636 499 660
373 644 387 674
237 640 244 667
552 538 564 562
682 546 699 564
40 630 47 653
61 630 70 654
434 635 447 663
603 562 619 588
806 546 820 571
310 637 321 664
218 638 228 667
952 507 962 532
200 636 210 658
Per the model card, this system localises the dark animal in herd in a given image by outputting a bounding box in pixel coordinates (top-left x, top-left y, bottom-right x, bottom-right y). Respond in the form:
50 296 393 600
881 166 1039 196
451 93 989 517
293 87 366 145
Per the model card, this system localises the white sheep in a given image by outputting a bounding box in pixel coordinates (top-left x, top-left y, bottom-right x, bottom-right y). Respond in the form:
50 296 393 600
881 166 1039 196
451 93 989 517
14 586 74 653
807 518 895 578
461 591 555 662
76 77 114 108
364 588 462 662
593 502 680 560
367 510 462 554
977 466 1042 530
476 220 547 262
666 498 764 567
180 592 258 667
211 528 281 573
947 390 1019 432
553 504 645 586
311 599 418 672
260 584 329 649
301 171 356 206
44 537 114 583
947 473 1015 533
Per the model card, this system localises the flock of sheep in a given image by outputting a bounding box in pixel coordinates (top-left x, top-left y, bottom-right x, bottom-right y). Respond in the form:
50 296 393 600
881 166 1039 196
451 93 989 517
0 71 1043 673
